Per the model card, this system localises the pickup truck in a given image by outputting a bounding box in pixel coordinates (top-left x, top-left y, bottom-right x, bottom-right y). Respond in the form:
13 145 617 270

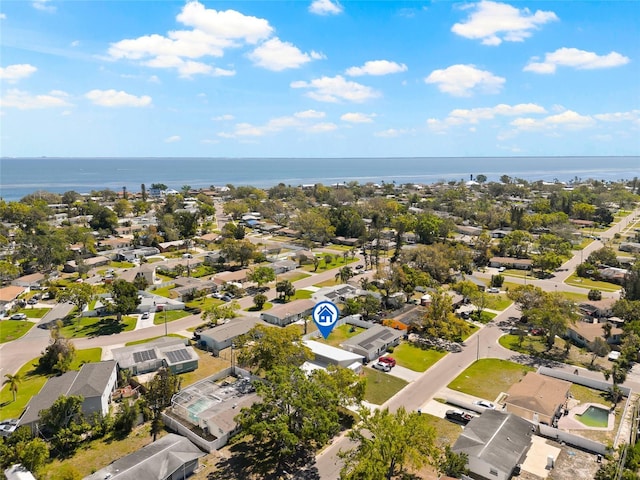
445 409 475 424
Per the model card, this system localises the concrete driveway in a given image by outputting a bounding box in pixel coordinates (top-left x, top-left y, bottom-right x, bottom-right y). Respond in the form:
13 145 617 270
386 365 422 382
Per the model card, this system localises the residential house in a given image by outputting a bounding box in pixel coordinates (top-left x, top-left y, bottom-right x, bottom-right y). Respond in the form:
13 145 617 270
198 317 268 355
172 277 217 301
620 242 640 253
260 299 316 327
118 263 158 286
62 255 110 273
85 433 205 480
157 240 184 253
269 259 297 275
111 337 199 375
18 361 117 433
452 410 533 480
99 237 133 250
312 284 359 304
301 340 364 374
489 257 533 270
214 269 249 287
504 372 571 425
566 320 623 348
0 285 27 315
4 465 37 480
578 298 616 319
11 273 45 289
340 325 404 362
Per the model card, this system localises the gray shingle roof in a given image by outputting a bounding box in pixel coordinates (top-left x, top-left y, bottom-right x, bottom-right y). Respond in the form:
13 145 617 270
69 361 116 398
453 410 532 474
84 433 205 480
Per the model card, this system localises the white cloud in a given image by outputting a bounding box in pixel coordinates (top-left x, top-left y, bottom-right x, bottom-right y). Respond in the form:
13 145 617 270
0 13 7 20
594 110 639 122
511 110 595 131
213 114 235 121
524 47 630 74
0 89 71 109
201 138 220 144
306 122 338 133
345 60 407 77
70 40 80 47
108 0 271 77
0 64 38 83
447 103 546 123
295 110 325 119
341 112 376 123
32 0 56 13
291 75 381 103
149 75 160 84
249 38 324 71
309 0 343 16
425 64 505 97
85 89 152 107
374 128 411 138
164 135 181 143
176 0 273 44
452 0 557 46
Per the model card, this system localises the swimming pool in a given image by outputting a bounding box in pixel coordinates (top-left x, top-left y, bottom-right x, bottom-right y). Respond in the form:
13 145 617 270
576 405 609 428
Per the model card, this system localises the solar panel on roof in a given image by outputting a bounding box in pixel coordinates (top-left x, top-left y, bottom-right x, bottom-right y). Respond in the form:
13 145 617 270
133 349 157 363
165 349 191 363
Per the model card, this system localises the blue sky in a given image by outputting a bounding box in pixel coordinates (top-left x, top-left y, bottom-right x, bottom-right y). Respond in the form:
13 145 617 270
1 0 638 158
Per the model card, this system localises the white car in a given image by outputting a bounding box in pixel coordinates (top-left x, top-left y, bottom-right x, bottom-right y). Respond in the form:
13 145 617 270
10 313 27 320
372 362 391 372
487 287 500 293
474 400 495 409
141 312 150 320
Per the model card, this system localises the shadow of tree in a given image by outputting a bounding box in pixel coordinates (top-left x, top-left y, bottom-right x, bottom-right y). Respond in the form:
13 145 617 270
207 438 320 480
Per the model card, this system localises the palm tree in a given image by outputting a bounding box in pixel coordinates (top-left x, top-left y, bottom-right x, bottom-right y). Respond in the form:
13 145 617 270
3 373 22 402
335 266 354 284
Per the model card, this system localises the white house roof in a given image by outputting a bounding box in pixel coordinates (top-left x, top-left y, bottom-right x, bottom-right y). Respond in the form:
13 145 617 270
303 340 365 363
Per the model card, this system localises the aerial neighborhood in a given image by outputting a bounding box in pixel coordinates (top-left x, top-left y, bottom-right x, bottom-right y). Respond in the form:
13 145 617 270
1 177 640 480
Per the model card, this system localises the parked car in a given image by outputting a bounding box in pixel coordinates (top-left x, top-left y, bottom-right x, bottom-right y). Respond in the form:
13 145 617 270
378 356 396 368
529 328 545 336
473 400 496 409
10 313 27 320
0 420 18 437
221 295 233 302
27 298 38 305
355 264 364 270
498 266 506 272
487 287 500 293
372 362 391 372
445 409 475 424
141 312 150 320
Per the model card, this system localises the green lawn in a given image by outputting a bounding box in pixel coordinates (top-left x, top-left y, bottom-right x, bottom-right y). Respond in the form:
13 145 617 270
484 294 512 311
16 307 51 319
392 343 446 372
423 413 464 447
470 311 498 324
448 359 534 401
60 315 137 338
300 256 358 273
290 289 312 300
0 320 34 343
314 278 339 287
498 334 548 355
109 261 135 268
245 302 273 312
559 291 589 302
0 348 102 421
125 333 186 346
363 368 408 405
281 272 311 282
185 296 224 310
564 274 621 292
318 324 366 347
151 284 176 298
152 310 191 325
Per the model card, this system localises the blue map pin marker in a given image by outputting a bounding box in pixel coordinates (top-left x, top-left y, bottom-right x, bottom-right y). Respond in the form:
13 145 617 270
312 301 340 339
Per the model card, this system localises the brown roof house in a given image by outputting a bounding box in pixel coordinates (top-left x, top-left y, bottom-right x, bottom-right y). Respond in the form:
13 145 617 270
260 299 315 327
566 320 623 348
505 372 571 425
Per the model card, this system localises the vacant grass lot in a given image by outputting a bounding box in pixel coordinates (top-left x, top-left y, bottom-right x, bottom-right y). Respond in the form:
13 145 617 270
41 425 168 480
180 347 234 387
151 284 176 298
300 256 357 273
392 343 446 372
0 348 102 421
0 320 34 343
448 359 534 401
290 289 312 300
484 294 512 310
152 309 191 325
317 324 365 347
363 368 408 405
125 333 186 346
186 296 224 311
278 271 311 282
60 315 136 338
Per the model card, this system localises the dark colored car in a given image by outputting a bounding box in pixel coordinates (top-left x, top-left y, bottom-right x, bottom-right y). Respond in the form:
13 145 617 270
445 409 475 424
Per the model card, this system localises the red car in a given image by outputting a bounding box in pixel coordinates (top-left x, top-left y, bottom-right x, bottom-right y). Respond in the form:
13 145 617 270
378 356 396 367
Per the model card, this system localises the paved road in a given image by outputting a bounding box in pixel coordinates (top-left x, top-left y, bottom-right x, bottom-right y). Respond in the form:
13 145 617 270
314 208 640 478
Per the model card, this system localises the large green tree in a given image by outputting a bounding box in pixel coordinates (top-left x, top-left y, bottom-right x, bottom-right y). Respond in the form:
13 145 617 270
339 407 437 480
236 324 312 373
56 282 93 318
247 266 276 287
108 279 141 322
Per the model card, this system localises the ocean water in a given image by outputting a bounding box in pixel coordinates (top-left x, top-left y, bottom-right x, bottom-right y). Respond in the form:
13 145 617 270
0 156 638 202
